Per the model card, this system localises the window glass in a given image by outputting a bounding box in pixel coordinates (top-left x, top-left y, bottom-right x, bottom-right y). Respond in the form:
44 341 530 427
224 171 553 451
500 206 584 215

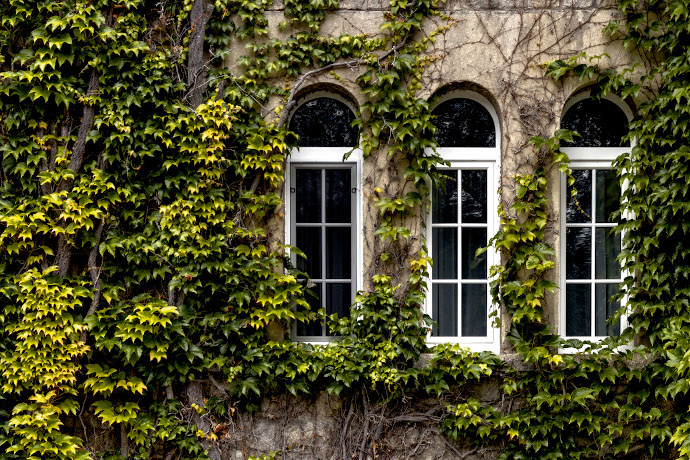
431 169 489 339
293 166 355 338
563 168 621 338
561 94 630 342
431 98 496 147
561 98 630 147
461 170 487 223
432 171 458 224
289 97 358 147
566 170 592 224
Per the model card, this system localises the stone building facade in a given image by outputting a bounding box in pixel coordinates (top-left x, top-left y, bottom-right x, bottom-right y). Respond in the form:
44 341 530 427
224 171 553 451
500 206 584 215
216 1 644 458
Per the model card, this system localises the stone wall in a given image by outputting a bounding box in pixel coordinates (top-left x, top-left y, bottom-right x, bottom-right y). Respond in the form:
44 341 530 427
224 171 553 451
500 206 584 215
247 0 642 348
211 2 649 458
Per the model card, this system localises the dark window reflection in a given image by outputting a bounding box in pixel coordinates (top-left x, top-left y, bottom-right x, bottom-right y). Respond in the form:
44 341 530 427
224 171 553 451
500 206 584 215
326 227 351 279
567 170 592 224
433 228 458 279
294 166 354 338
595 228 620 280
431 98 496 147
566 284 591 336
461 284 487 337
561 98 630 147
432 284 458 337
433 171 458 224
296 169 322 223
289 97 358 147
595 170 620 223
566 228 591 279
595 283 621 336
326 283 350 335
297 283 323 336
461 228 487 279
326 169 351 223
296 227 321 278
461 170 487 223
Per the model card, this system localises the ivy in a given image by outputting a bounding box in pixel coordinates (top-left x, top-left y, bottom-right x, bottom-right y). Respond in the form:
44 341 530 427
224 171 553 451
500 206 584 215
2 0 690 458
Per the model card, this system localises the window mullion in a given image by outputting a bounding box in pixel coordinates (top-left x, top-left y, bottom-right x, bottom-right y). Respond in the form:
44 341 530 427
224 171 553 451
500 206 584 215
321 168 327 337
457 170 463 337
590 169 597 338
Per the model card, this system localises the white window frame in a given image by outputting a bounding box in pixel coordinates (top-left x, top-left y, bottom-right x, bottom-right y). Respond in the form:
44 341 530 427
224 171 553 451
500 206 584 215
425 91 501 353
285 92 363 343
559 92 633 347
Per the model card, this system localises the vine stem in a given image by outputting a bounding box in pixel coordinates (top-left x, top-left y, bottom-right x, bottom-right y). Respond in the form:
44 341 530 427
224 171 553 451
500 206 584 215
277 32 412 128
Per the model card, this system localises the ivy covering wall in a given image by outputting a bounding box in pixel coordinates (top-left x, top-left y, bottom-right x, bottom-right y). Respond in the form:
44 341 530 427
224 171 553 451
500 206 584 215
0 0 689 459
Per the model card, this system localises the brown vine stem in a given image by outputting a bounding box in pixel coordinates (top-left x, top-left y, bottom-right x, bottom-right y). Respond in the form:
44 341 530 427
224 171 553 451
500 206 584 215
358 387 371 460
276 31 412 129
80 218 105 342
186 0 214 108
341 399 355 460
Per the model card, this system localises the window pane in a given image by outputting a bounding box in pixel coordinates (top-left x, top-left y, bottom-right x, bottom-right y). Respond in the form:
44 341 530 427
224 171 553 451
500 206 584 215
296 227 321 279
461 170 487 223
326 169 351 223
289 97 358 147
433 171 458 224
431 98 496 147
595 283 621 336
566 284 591 336
461 284 487 337
296 169 321 223
297 283 323 336
432 228 458 279
326 227 351 279
462 228 487 279
567 170 592 224
595 170 620 223
561 98 629 147
325 283 351 335
566 228 591 279
595 228 621 279
432 283 458 337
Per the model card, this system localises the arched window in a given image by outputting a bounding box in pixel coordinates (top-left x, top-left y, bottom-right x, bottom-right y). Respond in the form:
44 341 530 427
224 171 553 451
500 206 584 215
289 97 358 147
427 91 500 352
559 92 632 342
287 93 361 340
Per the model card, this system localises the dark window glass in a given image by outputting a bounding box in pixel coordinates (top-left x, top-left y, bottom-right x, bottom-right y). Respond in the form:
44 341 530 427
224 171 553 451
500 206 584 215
595 228 621 279
432 228 457 279
461 170 487 223
596 170 620 223
326 169 352 223
433 171 458 224
461 228 487 279
294 165 354 338
595 283 621 336
326 227 351 279
561 98 630 147
297 283 323 336
296 169 321 223
431 98 496 147
566 170 592 224
326 283 350 335
432 284 458 336
289 97 358 147
462 284 487 337
566 284 591 336
296 227 321 278
566 228 591 279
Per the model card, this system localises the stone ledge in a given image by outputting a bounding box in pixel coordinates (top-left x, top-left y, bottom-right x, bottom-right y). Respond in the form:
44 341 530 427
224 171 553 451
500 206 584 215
266 0 620 12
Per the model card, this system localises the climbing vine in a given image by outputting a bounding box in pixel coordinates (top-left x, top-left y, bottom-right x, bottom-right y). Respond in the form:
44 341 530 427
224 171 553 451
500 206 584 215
1 0 689 458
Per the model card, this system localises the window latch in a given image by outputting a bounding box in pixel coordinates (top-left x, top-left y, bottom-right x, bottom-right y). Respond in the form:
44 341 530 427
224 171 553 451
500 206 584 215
351 188 357 194
290 187 296 193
